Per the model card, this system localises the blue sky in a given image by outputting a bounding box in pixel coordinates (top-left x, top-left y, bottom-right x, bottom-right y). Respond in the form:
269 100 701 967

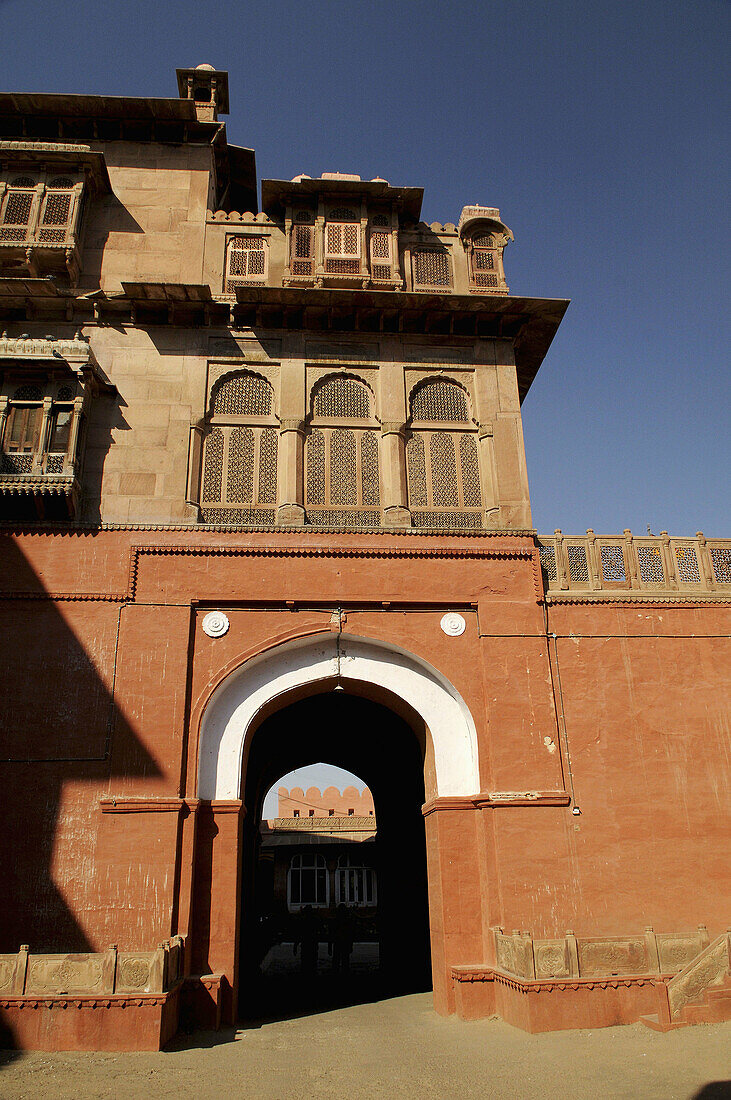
4 0 727 805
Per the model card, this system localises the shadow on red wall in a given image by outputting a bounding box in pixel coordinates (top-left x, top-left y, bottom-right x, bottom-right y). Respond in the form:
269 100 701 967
0 534 160 1049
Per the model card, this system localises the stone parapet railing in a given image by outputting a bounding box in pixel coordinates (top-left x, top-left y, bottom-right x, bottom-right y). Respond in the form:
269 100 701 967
0 935 184 998
264 816 376 831
538 530 731 599
492 925 710 981
666 932 730 1018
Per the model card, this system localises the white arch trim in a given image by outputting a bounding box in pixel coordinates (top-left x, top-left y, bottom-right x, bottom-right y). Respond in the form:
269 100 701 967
197 633 480 800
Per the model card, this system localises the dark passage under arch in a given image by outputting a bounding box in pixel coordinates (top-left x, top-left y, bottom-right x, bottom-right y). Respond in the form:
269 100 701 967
238 691 432 1021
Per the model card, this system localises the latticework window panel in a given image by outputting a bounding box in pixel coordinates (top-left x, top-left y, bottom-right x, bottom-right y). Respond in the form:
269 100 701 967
258 427 278 504
326 258 360 275
305 427 380 525
566 545 589 582
472 272 499 288
201 427 224 503
212 372 273 416
291 223 314 276
429 434 459 507
201 507 277 526
539 544 557 583
459 436 482 507
410 379 470 423
325 218 360 275
361 431 380 506
306 509 380 528
201 424 278 523
470 236 500 290
313 375 372 419
600 545 627 583
411 510 482 530
674 545 701 583
329 207 358 221
330 430 358 506
637 545 665 583
12 384 43 401
226 426 255 503
1 452 33 473
306 429 326 505
225 235 267 290
38 190 73 243
0 189 34 241
413 250 451 287
371 214 389 227
369 230 391 280
406 429 482 527
406 434 427 508
710 547 731 584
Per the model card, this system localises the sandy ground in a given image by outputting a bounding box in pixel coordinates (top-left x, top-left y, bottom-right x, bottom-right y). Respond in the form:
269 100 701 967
0 990 729 1100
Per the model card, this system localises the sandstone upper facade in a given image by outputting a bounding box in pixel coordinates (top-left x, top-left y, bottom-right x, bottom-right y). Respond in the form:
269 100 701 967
0 65 566 530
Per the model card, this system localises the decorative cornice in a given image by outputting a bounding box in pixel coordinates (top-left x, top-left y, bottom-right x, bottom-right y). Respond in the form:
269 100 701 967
0 992 174 1009
449 966 660 993
0 521 538 537
0 476 77 497
546 594 731 606
0 331 94 366
0 590 126 602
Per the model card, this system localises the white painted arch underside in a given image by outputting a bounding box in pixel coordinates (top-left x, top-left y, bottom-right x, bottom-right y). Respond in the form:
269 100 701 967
197 633 480 800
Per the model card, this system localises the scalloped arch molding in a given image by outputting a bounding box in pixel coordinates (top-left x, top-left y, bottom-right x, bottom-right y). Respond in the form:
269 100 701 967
197 633 480 799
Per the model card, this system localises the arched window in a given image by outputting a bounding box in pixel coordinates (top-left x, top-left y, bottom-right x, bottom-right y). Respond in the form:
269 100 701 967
200 371 278 525
288 854 329 910
305 374 380 527
335 855 377 907
406 378 483 529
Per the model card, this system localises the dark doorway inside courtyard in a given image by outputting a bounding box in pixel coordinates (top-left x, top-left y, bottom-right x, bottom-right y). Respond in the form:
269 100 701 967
238 691 432 1023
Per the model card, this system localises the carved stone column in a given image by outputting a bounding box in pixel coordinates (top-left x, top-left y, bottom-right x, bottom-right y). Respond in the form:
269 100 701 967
65 394 85 474
35 396 53 473
277 418 305 526
477 421 499 527
381 421 410 527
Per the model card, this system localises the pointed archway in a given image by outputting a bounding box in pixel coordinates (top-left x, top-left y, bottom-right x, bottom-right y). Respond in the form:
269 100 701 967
192 631 482 1021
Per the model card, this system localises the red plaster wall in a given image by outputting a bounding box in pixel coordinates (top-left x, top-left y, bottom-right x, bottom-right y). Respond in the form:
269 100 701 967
1 529 728 1017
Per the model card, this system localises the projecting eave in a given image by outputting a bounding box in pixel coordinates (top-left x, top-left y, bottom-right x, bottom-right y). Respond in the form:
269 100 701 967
230 286 570 402
261 178 424 221
0 93 221 144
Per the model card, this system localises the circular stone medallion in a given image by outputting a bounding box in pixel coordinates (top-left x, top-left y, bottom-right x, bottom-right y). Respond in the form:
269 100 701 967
202 611 230 638
440 612 466 637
